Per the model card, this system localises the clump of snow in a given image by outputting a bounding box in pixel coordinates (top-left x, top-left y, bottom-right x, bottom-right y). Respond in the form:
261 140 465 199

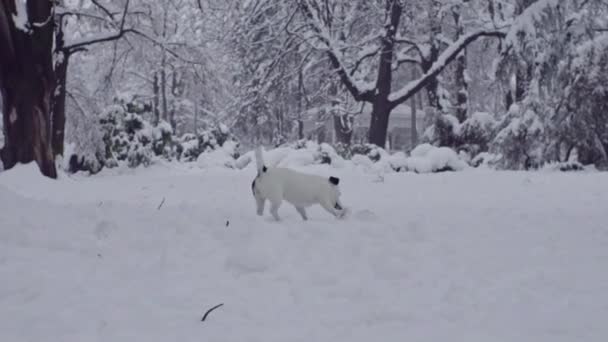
386 151 408 172
410 143 435 158
351 154 374 169
12 0 30 33
319 143 346 168
405 144 468 173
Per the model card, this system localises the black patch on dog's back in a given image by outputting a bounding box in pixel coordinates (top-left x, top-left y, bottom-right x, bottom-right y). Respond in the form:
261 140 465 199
329 176 340 185
262 166 267 172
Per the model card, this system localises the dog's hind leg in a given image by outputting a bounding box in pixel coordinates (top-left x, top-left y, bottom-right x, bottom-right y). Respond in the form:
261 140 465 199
255 196 266 216
269 200 282 221
295 206 308 221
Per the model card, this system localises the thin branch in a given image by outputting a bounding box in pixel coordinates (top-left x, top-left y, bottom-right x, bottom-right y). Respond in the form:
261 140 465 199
63 0 131 52
201 303 224 322
91 0 115 20
389 30 506 107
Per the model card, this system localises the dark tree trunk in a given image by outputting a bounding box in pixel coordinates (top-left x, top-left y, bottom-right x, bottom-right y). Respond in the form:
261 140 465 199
169 69 178 129
52 52 69 156
328 82 353 145
160 53 168 123
453 8 468 123
367 0 402 147
0 0 57 178
368 98 391 147
297 67 305 140
153 72 160 125
425 75 441 111
424 3 443 113
410 68 418 148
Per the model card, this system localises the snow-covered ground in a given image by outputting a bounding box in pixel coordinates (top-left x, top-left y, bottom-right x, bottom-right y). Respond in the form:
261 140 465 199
1 163 608 342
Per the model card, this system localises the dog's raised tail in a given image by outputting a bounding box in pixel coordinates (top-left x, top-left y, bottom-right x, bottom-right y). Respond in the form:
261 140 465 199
255 146 266 173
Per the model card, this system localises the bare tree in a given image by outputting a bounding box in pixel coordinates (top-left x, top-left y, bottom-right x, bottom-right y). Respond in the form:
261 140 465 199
296 0 506 147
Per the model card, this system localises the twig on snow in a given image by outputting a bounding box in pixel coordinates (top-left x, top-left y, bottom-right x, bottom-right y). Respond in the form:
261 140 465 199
157 197 165 210
201 303 224 322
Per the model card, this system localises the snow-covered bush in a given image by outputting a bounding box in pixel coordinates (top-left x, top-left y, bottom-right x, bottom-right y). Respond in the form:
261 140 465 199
423 114 460 148
100 109 173 168
197 140 240 169
471 152 501 168
553 33 608 168
63 143 104 174
423 111 497 162
459 112 497 156
63 105 107 174
175 134 199 162
175 124 238 162
543 161 585 172
492 103 546 170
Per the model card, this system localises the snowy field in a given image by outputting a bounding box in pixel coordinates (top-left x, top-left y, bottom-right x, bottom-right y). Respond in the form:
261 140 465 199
1 163 608 342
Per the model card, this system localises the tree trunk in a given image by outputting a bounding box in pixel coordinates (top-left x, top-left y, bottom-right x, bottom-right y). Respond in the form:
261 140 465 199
368 0 402 147
52 51 69 156
0 0 57 178
333 114 353 144
153 72 160 125
410 68 418 148
160 52 168 122
297 67 304 140
368 98 391 147
453 7 468 123
169 69 177 129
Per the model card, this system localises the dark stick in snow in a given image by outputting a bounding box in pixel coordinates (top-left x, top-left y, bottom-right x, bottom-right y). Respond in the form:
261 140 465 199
201 303 224 322
157 197 165 210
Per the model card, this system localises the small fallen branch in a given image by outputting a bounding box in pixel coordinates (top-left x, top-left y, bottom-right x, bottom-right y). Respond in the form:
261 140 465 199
201 303 224 322
157 197 165 210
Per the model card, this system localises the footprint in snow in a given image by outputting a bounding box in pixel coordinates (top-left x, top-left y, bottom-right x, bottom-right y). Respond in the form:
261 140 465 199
94 220 117 240
353 209 378 221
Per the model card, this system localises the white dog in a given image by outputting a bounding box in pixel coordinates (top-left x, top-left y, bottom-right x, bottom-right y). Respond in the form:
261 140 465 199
251 147 346 221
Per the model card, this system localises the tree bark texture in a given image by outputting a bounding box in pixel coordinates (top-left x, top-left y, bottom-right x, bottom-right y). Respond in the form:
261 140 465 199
0 0 57 178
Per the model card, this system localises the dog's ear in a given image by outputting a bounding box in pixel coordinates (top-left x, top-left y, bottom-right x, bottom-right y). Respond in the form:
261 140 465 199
329 176 339 185
262 166 267 172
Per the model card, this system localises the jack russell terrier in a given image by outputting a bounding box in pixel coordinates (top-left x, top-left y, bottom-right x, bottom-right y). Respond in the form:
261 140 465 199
251 147 347 221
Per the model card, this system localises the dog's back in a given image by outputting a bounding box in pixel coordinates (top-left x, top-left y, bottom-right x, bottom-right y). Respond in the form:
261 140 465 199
267 168 338 207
